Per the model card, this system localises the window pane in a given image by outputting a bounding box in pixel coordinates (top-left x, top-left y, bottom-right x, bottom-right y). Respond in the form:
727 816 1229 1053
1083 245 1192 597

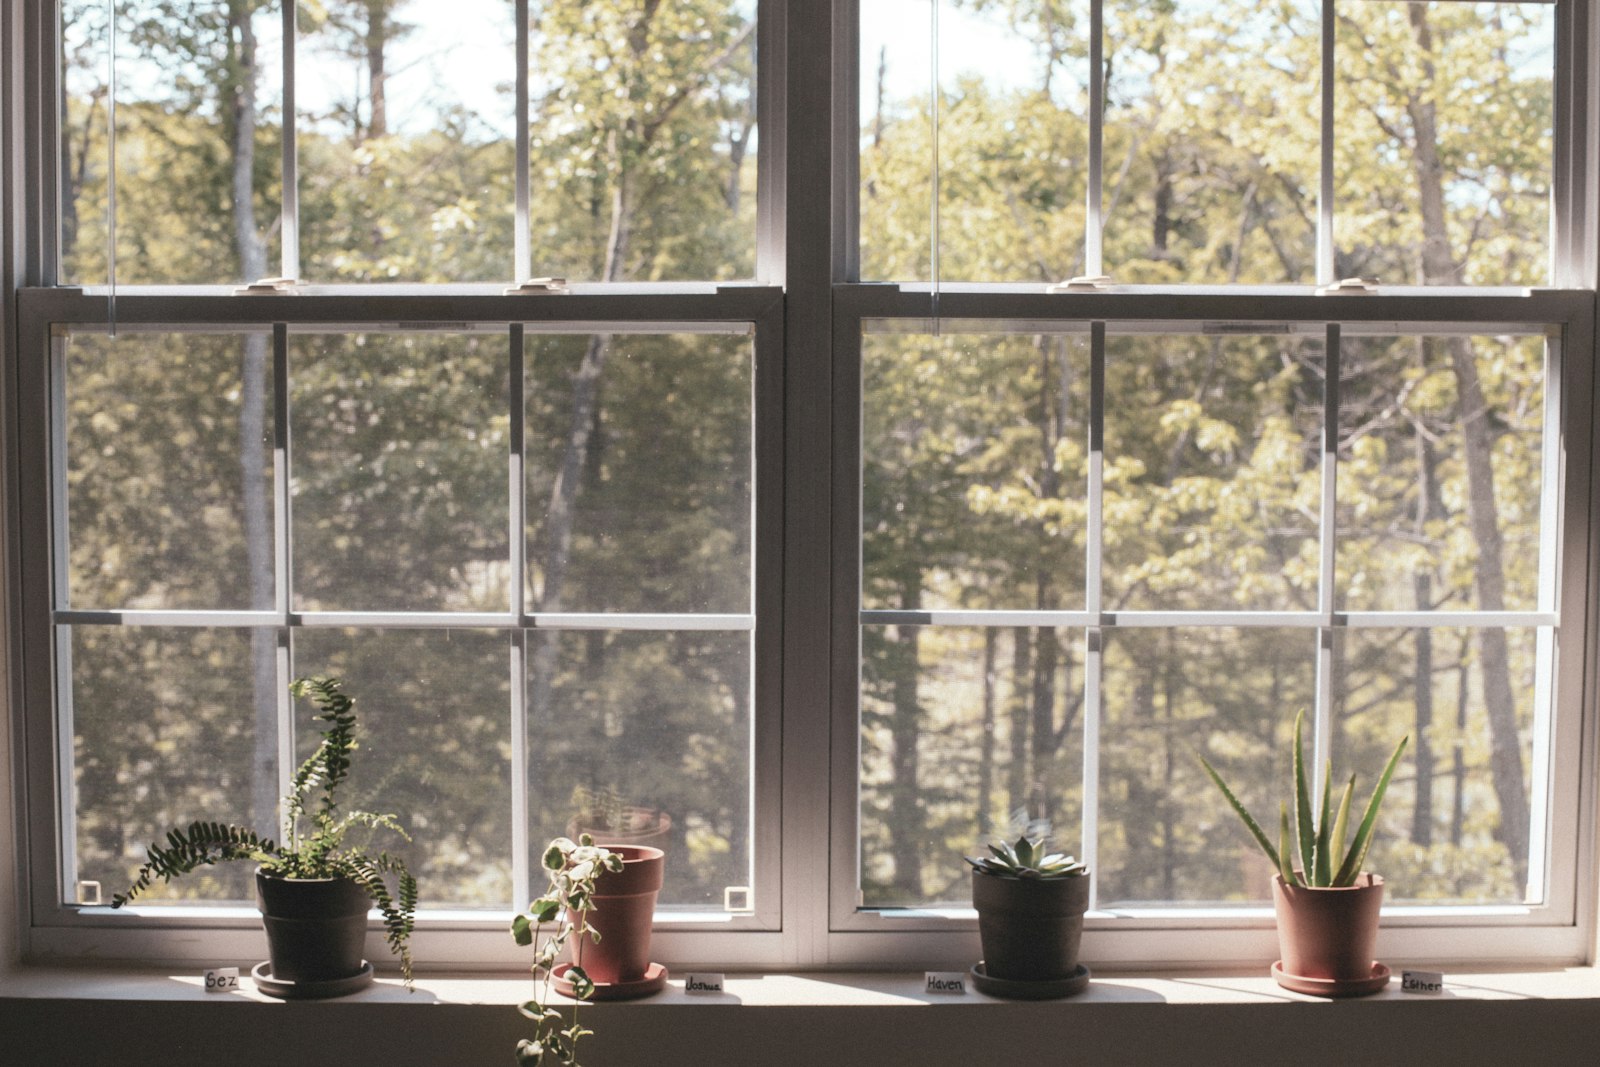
860 1 1090 282
1335 2 1553 285
70 626 277 905
60 0 284 284
291 330 510 613
1330 626 1539 906
1104 0 1319 284
861 626 1085 909
525 333 752 616
297 0 516 282
1104 332 1322 611
63 331 275 612
527 630 752 912
528 1 758 281
862 326 1089 613
293 628 513 910
1336 333 1545 612
1100 628 1314 906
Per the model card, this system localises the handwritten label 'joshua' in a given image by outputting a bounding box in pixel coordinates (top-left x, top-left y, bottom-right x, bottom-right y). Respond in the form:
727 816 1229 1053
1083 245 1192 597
683 973 726 994
925 972 968 995
1401 970 1444 995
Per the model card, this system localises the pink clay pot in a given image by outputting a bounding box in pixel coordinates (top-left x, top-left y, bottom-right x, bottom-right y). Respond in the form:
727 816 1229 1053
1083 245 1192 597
569 845 665 984
1272 873 1384 981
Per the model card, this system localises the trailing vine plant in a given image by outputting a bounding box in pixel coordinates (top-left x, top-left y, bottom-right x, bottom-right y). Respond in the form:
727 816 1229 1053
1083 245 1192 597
511 835 625 1066
111 676 418 986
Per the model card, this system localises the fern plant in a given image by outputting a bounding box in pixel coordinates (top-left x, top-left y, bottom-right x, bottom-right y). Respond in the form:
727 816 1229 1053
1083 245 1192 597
111 676 418 986
510 834 625 1067
1199 710 1408 889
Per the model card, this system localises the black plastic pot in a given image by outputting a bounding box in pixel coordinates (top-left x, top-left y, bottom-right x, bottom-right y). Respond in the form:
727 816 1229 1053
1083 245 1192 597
255 870 370 983
972 871 1090 982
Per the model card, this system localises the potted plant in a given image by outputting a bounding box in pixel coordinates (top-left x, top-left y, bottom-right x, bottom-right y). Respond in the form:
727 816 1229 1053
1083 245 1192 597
1200 710 1408 997
965 835 1090 999
512 834 666 1066
112 676 417 998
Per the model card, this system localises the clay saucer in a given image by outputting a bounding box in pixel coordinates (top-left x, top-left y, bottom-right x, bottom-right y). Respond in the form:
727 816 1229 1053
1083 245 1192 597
969 961 1091 1000
552 961 669 1001
250 959 375 1000
1271 960 1391 998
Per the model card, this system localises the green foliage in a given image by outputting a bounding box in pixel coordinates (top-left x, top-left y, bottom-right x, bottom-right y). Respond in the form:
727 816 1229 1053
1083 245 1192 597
1200 711 1408 888
111 677 418 986
966 834 1087 880
511 835 626 1067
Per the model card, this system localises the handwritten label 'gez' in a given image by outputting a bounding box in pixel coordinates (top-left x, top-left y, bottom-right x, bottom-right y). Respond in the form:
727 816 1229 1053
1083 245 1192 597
203 967 240 993
924 971 967 995
683 973 726 994
1401 970 1444 994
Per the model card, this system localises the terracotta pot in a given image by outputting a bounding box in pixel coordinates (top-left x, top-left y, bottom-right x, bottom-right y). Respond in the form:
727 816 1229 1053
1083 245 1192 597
1272 873 1384 980
972 871 1090 982
255 870 370 983
566 807 673 852
570 845 665 984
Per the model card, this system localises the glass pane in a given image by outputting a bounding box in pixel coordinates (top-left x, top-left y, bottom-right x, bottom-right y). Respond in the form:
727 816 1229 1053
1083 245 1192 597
861 626 1085 909
297 0 516 282
860 0 1090 282
1336 333 1545 612
292 629 512 909
291 331 509 613
60 0 284 284
64 331 275 612
526 631 752 912
1104 0 1319 284
1104 332 1323 611
525 333 752 616
1331 627 1539 906
70 626 277 905
1335 2 1553 286
862 326 1089 613
528 0 758 281
1100 628 1315 906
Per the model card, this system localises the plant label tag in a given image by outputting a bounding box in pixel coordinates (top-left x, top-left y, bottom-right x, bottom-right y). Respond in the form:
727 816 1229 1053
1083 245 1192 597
925 971 968 995
1400 970 1443 994
683 973 726 995
203 967 240 993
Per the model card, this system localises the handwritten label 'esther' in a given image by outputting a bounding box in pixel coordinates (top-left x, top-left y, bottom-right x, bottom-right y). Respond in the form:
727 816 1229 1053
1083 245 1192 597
683 973 726 994
1401 970 1444 994
203 967 240 993
925 971 968 995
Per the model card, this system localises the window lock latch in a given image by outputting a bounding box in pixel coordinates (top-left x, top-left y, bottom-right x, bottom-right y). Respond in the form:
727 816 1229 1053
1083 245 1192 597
505 276 571 295
1046 274 1114 293
1317 276 1381 295
234 277 299 295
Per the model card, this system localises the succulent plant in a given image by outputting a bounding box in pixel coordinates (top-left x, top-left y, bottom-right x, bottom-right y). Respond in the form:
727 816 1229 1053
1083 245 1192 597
1199 710 1408 889
966 835 1088 880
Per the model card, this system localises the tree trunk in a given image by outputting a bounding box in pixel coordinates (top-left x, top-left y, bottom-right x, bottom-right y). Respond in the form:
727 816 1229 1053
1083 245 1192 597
1006 627 1032 819
1410 399 1444 847
978 629 998 836
364 0 389 139
1406 5 1528 884
888 577 925 897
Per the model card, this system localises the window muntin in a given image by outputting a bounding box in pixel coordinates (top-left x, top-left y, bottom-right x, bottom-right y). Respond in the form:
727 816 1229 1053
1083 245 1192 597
854 320 1557 915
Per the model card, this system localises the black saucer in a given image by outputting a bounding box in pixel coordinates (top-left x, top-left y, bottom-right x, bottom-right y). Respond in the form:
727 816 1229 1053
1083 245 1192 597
969 961 1091 1000
250 959 375 1000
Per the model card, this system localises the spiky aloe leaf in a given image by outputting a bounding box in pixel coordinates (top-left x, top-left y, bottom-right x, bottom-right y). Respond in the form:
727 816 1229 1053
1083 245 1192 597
1277 803 1298 887
1312 760 1333 887
1332 735 1410 887
1329 773 1355 872
1199 753 1281 874
1293 711 1314 880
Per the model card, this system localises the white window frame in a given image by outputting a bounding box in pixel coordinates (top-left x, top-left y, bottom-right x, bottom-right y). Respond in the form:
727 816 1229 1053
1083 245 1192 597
1 0 1597 974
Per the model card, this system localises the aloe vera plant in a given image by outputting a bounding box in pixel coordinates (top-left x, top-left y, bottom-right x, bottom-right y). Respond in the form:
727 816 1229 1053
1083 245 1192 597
1199 711 1408 889
966 835 1088 880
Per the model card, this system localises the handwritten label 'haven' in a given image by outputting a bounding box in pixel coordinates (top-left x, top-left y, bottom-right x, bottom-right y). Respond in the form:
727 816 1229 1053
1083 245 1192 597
683 973 726 995
1401 970 1444 995
925 971 968 995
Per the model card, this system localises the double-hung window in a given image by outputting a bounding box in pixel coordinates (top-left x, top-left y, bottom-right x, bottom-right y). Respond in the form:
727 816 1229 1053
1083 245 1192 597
5 0 1598 972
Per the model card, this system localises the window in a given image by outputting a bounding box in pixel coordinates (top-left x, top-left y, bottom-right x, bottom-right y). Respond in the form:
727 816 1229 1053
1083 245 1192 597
4 0 1597 973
